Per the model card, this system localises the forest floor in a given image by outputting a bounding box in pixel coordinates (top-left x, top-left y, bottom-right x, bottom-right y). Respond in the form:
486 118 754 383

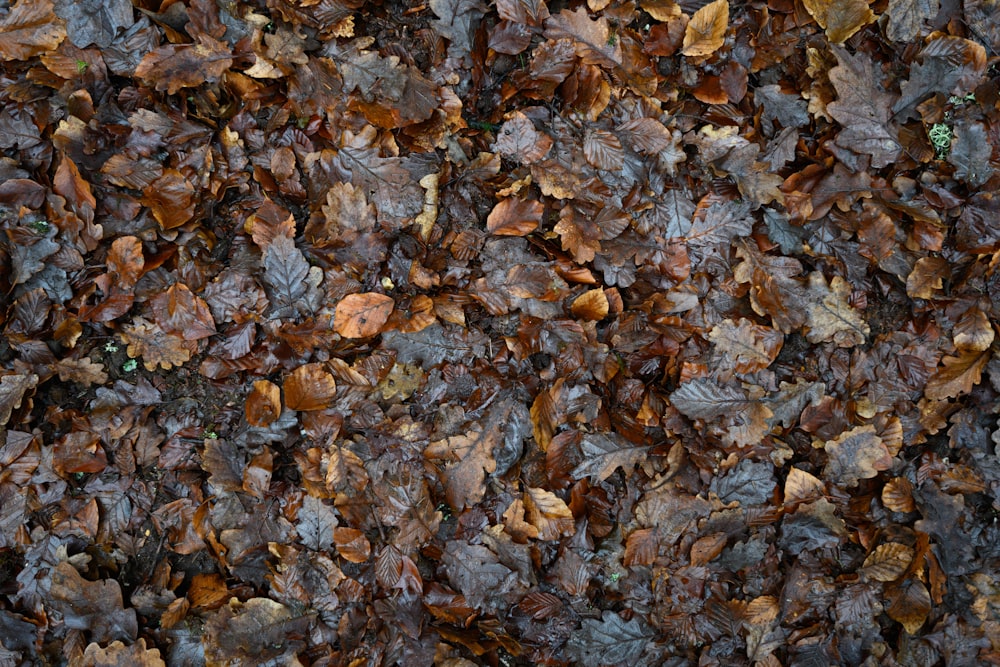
2 0 1000 664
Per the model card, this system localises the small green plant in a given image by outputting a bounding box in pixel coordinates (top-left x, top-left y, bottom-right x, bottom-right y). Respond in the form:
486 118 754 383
122 359 138 372
928 122 953 159
76 60 88 74
28 220 50 234
608 572 621 582
949 92 976 105
202 429 219 440
104 341 119 353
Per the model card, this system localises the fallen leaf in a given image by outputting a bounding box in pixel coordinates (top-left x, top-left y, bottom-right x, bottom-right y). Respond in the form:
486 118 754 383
681 0 728 57
0 0 66 61
245 380 282 427
493 111 553 164
487 196 544 236
284 363 337 411
334 292 395 338
802 0 876 44
134 34 234 95
823 425 892 487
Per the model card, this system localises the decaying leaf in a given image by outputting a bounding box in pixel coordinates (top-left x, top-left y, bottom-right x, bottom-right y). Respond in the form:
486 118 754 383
802 0 876 44
823 425 892 487
284 363 337 411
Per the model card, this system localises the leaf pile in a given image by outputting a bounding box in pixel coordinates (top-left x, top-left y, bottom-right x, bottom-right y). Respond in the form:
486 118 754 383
2 0 1000 664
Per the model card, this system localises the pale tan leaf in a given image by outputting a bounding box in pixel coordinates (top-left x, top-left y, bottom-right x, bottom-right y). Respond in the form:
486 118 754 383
924 349 989 400
802 272 869 347
862 542 914 582
570 289 609 321
681 0 728 57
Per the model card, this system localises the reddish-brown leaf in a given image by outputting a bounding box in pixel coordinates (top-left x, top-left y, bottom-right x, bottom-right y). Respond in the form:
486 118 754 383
334 527 372 563
150 283 217 341
487 197 544 236
245 380 282 428
284 363 337 411
493 111 553 164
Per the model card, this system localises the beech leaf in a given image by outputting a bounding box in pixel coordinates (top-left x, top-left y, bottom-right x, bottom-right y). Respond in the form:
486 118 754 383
334 292 395 338
681 0 729 57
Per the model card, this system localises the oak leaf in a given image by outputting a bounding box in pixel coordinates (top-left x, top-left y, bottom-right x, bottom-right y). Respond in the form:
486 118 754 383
426 425 498 509
708 318 783 374
886 0 938 42
801 272 869 347
827 47 900 167
0 373 37 426
924 349 989 400
119 317 194 370
823 425 892 487
334 292 394 338
681 0 728 57
134 34 234 95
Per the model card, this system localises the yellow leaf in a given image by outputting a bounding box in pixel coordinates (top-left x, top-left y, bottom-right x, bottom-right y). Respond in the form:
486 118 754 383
682 0 728 57
802 0 876 44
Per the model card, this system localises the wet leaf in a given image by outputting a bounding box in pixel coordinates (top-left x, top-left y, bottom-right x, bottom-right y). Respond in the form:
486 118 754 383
493 111 553 164
486 196 544 236
565 610 654 667
823 425 892 487
334 292 394 338
284 363 337 411
134 35 233 95
245 380 282 428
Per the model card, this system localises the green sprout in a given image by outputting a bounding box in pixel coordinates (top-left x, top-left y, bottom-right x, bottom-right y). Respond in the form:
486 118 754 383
76 60 88 74
104 341 119 353
28 220 50 234
928 122 953 159
202 429 219 440
122 359 138 372
609 572 621 582
948 92 976 105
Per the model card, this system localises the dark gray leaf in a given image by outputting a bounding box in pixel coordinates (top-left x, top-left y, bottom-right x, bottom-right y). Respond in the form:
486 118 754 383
948 120 994 187
710 459 776 505
571 432 651 483
55 0 133 48
763 207 803 254
382 323 488 369
670 378 750 420
755 84 809 136
566 610 653 667
262 235 309 320
442 540 526 615
296 495 338 551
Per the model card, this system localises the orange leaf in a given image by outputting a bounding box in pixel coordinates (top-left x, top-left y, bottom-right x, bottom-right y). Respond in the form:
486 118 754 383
246 380 281 427
150 283 217 341
524 487 575 541
487 197 544 236
119 317 195 371
284 363 337 411
334 293 394 338
681 0 728 57
802 0 875 44
142 169 196 230
334 527 372 563
106 236 145 289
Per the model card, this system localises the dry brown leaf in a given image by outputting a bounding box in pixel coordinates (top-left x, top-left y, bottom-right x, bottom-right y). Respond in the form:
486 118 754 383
570 288 609 321
119 317 195 371
284 363 337 411
334 293 395 339
823 425 892 487
953 307 994 352
134 35 234 95
886 578 931 634
246 380 282 427
334 527 372 563
882 477 916 513
681 0 728 57
906 256 949 299
783 466 826 505
487 197 544 236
